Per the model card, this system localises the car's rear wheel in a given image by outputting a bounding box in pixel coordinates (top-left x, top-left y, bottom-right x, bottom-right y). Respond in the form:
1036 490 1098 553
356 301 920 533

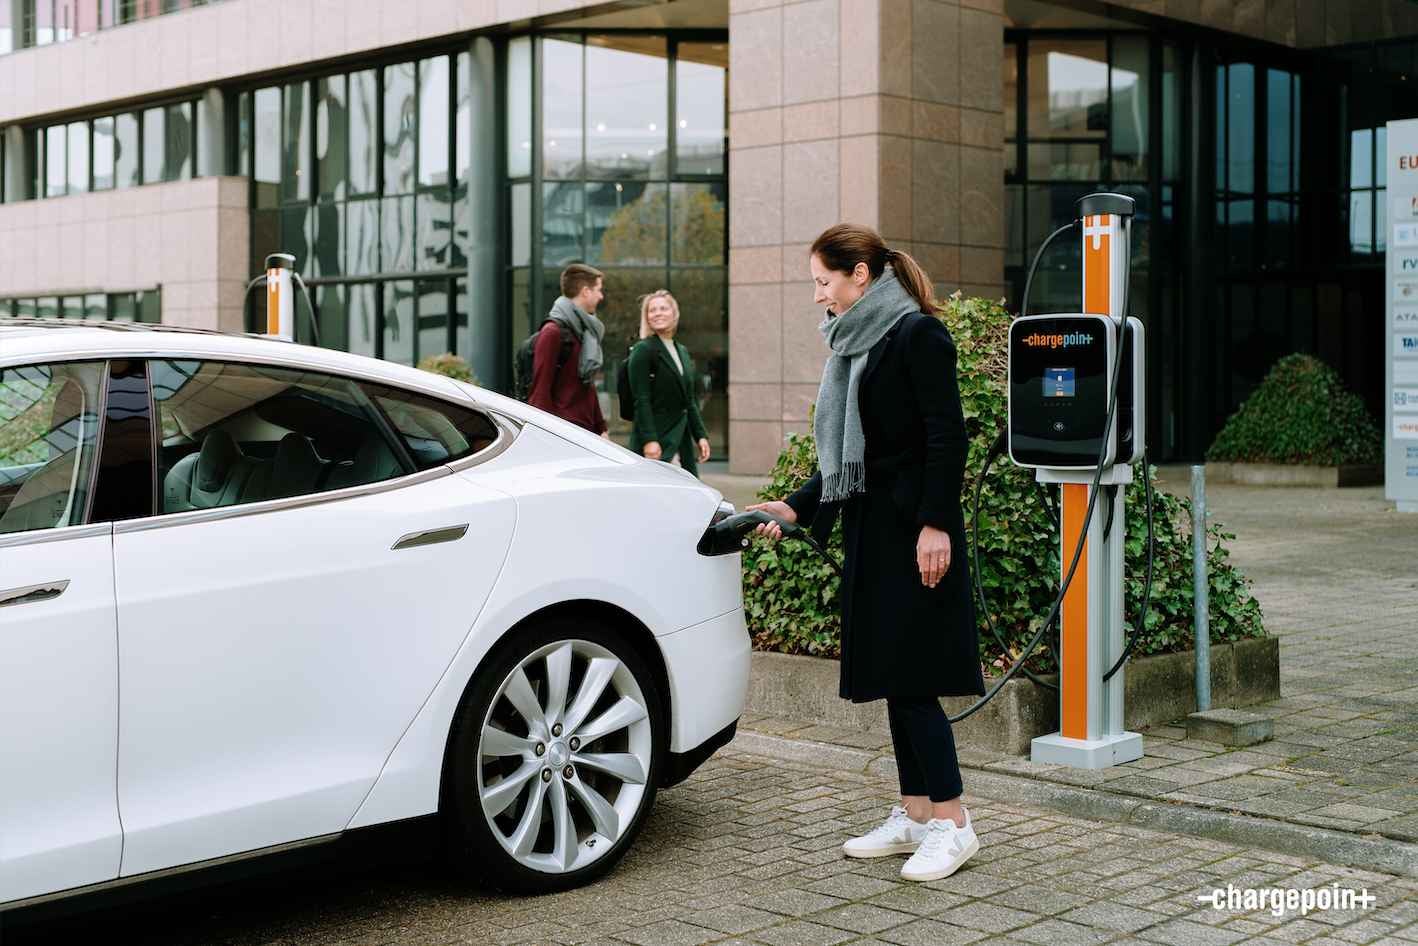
446 618 664 893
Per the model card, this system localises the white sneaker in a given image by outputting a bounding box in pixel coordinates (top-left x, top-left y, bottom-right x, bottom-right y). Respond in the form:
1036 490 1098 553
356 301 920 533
900 808 979 882
842 806 929 858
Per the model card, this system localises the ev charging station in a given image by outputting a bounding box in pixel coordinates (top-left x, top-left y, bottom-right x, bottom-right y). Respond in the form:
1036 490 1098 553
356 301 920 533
1008 193 1147 769
263 253 298 340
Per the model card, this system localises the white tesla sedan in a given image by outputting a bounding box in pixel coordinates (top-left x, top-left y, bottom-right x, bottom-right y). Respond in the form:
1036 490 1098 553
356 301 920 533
0 320 749 906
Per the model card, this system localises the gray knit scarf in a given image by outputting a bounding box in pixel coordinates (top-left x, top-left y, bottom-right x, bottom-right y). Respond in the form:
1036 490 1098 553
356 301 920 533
815 264 920 503
548 295 606 384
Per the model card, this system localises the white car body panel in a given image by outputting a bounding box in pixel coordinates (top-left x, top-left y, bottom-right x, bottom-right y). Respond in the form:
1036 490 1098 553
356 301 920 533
112 472 516 876
0 527 122 903
0 325 749 903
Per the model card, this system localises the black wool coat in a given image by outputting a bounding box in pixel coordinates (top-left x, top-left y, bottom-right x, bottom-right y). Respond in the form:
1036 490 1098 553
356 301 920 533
786 312 985 703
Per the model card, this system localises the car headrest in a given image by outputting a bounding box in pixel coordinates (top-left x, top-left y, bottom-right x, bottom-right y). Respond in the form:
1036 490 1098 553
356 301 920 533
271 432 321 485
196 430 242 491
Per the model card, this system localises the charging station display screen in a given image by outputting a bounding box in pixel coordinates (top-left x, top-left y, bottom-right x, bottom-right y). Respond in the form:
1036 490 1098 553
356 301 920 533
1044 367 1075 398
1009 315 1113 468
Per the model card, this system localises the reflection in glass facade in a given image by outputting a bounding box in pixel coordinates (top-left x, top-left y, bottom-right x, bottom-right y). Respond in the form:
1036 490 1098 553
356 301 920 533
508 33 729 456
241 52 471 367
1004 32 1181 454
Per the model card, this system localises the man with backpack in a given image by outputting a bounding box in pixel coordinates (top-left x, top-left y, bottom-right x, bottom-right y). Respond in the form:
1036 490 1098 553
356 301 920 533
525 263 610 438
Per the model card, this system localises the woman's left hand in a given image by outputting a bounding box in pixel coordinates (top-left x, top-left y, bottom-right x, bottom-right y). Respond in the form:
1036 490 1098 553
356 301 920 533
917 525 951 588
697 438 711 463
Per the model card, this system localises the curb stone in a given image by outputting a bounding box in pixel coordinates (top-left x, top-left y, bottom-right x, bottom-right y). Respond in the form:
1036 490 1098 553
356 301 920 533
731 729 1418 879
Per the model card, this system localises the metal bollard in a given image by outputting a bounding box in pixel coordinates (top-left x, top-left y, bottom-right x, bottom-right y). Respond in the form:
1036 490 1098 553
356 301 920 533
1191 464 1211 713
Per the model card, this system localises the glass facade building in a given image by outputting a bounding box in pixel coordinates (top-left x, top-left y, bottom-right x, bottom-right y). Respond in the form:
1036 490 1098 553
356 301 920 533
1 0 1416 468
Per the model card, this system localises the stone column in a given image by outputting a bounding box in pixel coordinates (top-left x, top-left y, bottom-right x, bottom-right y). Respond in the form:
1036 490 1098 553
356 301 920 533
727 0 1005 474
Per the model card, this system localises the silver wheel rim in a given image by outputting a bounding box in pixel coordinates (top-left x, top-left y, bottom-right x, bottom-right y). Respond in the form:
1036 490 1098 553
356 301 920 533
476 639 653 874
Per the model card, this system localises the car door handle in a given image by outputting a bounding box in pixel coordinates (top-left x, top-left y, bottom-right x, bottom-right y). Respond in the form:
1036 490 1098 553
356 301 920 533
391 524 469 551
0 580 70 608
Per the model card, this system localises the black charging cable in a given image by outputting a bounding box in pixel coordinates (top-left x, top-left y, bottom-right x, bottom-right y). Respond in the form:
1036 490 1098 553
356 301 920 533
243 271 321 346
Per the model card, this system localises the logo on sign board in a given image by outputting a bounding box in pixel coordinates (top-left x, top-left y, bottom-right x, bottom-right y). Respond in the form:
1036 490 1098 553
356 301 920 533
1396 281 1418 301
1396 224 1418 247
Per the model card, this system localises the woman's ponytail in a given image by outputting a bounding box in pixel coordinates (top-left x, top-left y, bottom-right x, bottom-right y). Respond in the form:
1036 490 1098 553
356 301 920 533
884 247 936 313
810 223 936 313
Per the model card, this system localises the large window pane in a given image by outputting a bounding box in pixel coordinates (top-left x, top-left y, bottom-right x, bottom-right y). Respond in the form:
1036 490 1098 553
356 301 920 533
282 82 309 200
109 293 134 322
418 279 449 358
317 75 348 202
595 267 668 356
383 280 415 365
382 195 414 272
1027 141 1103 181
1162 44 1180 181
1027 40 1107 138
1110 36 1148 181
1227 64 1255 194
417 189 452 270
92 116 114 190
586 36 667 179
675 42 726 176
348 283 377 357
349 69 378 196
61 296 83 320
115 112 140 188
589 181 667 264
236 91 251 177
313 202 343 277
671 182 726 264
456 51 471 189
511 182 531 266
542 38 583 179
281 205 314 278
45 125 66 197
316 283 347 351
542 181 584 265
1267 69 1293 195
254 87 281 207
347 198 379 274
137 289 160 324
454 277 469 363
142 107 164 184
67 121 88 193
167 102 193 182
418 56 450 188
383 62 416 195
85 293 106 320
507 37 532 178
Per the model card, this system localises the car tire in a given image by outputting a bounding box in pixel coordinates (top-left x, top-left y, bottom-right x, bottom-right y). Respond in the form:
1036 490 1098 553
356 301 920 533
444 616 665 894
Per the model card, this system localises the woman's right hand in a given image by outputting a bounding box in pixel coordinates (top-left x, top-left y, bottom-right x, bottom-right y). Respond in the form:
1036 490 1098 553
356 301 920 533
745 500 797 542
643 441 662 460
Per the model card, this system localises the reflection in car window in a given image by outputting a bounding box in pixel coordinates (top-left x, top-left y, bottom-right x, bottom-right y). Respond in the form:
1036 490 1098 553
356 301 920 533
0 361 106 534
364 384 499 470
151 360 412 514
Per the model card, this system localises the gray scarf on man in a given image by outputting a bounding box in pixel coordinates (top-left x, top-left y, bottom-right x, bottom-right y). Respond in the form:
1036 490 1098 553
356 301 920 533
815 264 919 503
548 295 606 384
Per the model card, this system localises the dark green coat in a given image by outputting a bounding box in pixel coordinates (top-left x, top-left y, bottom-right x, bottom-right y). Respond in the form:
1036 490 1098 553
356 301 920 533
627 336 708 464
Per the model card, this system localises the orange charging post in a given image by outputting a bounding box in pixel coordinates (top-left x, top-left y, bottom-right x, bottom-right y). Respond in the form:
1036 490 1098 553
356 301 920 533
1024 194 1144 769
265 253 296 341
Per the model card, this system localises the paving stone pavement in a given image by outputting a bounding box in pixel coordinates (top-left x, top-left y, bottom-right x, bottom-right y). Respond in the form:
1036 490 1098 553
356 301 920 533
7 747 1416 945
714 468 1418 846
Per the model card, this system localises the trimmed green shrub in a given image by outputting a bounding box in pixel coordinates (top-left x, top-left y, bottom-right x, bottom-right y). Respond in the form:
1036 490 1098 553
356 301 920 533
418 352 478 385
1207 353 1381 466
743 293 1266 671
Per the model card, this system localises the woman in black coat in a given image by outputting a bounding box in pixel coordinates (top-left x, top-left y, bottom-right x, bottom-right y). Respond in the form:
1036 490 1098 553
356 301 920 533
748 223 984 883
627 290 711 476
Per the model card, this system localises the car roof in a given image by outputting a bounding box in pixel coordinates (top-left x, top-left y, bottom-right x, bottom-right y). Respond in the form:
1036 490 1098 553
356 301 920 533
0 320 464 401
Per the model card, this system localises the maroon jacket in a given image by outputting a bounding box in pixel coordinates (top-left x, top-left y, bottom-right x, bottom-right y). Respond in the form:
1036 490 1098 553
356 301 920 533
528 321 607 435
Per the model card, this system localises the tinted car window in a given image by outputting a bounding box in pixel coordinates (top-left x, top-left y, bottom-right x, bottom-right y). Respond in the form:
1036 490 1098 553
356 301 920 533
364 383 499 470
0 361 106 534
150 360 411 514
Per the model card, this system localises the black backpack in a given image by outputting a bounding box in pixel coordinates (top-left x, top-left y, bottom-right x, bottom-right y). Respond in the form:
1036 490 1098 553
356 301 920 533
615 343 656 422
512 320 575 402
